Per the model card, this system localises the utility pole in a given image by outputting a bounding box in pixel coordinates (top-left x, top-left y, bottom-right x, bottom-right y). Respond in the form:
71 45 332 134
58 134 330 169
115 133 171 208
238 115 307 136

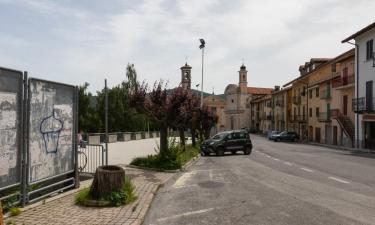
199 39 205 107
104 79 108 165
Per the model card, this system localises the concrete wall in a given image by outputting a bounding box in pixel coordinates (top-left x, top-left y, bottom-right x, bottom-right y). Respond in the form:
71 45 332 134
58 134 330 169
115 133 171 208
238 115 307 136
355 29 375 144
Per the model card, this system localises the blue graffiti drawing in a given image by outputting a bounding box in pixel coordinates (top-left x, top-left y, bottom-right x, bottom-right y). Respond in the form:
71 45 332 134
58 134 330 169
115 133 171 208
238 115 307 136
40 109 64 154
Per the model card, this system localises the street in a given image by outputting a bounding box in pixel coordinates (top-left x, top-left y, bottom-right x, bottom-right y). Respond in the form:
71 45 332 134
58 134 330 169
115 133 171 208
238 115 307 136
143 135 375 225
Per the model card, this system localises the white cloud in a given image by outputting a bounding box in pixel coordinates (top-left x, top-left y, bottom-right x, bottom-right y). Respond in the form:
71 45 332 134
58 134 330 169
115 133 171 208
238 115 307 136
0 0 374 93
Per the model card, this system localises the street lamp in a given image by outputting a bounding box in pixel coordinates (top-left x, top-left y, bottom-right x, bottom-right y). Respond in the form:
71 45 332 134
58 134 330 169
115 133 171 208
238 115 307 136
199 38 205 107
195 84 200 94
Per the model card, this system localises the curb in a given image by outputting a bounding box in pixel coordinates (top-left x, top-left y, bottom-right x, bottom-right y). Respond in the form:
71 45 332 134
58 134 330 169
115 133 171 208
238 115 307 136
127 154 201 173
307 142 375 154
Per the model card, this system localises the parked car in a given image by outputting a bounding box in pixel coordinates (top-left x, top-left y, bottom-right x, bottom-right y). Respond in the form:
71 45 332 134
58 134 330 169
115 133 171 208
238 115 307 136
272 131 299 142
200 130 253 156
268 130 281 140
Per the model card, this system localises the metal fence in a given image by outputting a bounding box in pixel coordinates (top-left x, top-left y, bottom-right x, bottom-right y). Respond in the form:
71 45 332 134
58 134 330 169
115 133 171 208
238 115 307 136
0 67 79 208
78 144 106 176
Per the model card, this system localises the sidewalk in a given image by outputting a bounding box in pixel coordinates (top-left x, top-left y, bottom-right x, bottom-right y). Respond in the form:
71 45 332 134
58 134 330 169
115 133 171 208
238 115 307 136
5 167 174 225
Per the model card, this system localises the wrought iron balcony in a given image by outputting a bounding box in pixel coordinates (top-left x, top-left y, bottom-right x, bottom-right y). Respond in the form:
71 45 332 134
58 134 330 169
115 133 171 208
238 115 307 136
332 75 355 88
320 89 331 99
318 112 331 122
293 96 301 105
275 100 284 107
353 97 375 113
291 115 306 122
266 102 273 108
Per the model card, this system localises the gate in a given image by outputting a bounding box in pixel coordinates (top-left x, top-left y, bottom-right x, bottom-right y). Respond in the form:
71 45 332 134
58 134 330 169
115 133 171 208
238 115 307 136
78 144 106 176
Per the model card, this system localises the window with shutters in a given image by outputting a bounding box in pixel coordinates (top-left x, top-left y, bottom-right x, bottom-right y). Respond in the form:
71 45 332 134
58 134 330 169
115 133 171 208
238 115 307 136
366 39 373 60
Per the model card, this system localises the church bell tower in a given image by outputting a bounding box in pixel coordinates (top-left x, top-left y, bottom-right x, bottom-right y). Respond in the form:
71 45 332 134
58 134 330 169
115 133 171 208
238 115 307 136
181 63 192 90
239 64 248 94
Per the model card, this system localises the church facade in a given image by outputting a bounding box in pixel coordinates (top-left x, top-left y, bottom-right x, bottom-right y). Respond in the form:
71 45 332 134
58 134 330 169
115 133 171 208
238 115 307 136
180 63 273 132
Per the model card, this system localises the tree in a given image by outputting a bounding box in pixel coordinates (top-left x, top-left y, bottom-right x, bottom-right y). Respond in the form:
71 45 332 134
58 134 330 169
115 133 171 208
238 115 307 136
168 87 191 149
78 83 101 133
199 105 218 140
129 81 170 156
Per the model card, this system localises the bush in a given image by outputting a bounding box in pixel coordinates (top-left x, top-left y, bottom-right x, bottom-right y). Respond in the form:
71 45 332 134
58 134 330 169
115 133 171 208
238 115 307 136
130 143 200 170
75 177 137 207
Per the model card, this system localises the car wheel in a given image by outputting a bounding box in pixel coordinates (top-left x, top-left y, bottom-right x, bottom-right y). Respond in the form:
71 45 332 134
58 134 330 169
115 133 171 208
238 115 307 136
216 147 224 156
274 139 277 142
244 147 252 155
231 150 236 155
201 151 207 156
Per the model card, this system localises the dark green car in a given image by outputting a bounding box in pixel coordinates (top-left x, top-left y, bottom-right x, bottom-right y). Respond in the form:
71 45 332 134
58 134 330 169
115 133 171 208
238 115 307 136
200 130 253 156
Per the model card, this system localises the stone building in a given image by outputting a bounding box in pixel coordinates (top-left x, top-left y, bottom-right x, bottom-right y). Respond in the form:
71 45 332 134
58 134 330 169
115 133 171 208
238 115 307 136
180 63 273 132
206 64 272 131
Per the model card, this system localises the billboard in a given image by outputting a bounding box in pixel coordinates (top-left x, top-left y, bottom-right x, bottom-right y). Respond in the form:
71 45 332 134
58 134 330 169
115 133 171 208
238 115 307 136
0 68 22 189
28 79 75 183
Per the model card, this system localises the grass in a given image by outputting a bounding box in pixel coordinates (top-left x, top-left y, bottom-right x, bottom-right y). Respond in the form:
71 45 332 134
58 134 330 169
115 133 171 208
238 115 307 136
75 176 137 207
130 144 200 170
8 207 21 216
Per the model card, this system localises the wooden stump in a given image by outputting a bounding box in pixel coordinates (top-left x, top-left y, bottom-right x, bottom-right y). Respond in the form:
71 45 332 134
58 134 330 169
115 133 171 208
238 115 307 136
90 165 125 200
0 201 4 225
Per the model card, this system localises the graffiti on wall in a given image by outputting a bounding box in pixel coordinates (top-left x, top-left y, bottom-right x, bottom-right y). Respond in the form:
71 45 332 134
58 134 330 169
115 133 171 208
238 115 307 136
0 92 18 186
29 80 74 183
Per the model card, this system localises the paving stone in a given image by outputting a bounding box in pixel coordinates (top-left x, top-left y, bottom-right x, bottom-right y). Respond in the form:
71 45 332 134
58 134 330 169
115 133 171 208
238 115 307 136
6 167 173 225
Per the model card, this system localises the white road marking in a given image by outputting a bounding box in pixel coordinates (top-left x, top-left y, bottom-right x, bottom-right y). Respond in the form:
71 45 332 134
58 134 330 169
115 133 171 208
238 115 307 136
329 176 350 184
284 162 293 166
266 155 271 158
157 208 215 222
173 171 196 188
273 158 280 161
301 167 314 173
173 184 197 189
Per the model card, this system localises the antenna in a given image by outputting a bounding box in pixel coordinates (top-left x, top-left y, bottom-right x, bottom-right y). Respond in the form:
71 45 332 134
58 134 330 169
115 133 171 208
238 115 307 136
185 56 188 63
242 57 245 65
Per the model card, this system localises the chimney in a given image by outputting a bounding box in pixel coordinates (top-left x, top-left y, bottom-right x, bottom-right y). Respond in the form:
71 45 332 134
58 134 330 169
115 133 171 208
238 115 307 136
274 86 280 91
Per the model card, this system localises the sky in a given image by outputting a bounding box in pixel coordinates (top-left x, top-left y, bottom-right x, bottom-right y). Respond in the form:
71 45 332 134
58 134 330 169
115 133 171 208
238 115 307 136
0 0 374 94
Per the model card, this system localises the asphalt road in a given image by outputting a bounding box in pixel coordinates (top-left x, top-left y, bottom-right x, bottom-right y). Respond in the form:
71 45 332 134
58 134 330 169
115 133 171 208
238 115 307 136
143 135 375 225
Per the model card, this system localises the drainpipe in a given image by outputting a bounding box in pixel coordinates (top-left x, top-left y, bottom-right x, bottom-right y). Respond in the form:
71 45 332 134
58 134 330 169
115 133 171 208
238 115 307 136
346 41 359 148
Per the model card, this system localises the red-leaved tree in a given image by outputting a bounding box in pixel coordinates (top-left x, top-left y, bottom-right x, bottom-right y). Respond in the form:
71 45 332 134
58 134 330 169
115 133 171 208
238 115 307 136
129 81 170 156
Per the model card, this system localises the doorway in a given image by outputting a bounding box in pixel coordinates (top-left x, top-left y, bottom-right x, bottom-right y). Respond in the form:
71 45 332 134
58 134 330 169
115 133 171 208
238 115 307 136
315 127 321 143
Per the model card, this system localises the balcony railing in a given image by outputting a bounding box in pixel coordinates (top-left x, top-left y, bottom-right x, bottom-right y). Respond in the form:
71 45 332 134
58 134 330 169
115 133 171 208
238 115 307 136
275 100 284 107
290 115 306 122
266 115 273 121
332 75 355 88
330 109 340 119
275 114 285 121
320 89 331 99
293 96 301 105
318 112 331 122
353 97 375 113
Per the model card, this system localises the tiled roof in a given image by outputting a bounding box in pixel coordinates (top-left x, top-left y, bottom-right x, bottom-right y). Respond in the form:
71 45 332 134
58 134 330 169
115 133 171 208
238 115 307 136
247 87 273 95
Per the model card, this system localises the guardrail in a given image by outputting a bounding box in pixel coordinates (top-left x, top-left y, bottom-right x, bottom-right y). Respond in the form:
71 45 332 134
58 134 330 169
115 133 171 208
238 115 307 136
84 131 161 144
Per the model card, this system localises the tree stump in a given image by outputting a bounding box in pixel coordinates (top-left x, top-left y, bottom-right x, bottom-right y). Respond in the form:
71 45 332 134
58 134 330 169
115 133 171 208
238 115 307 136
90 165 125 200
0 201 4 225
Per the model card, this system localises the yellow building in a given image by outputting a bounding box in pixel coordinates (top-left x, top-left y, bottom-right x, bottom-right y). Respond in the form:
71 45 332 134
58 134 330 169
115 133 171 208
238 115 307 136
330 49 355 147
284 58 331 140
283 49 355 146
272 86 290 131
